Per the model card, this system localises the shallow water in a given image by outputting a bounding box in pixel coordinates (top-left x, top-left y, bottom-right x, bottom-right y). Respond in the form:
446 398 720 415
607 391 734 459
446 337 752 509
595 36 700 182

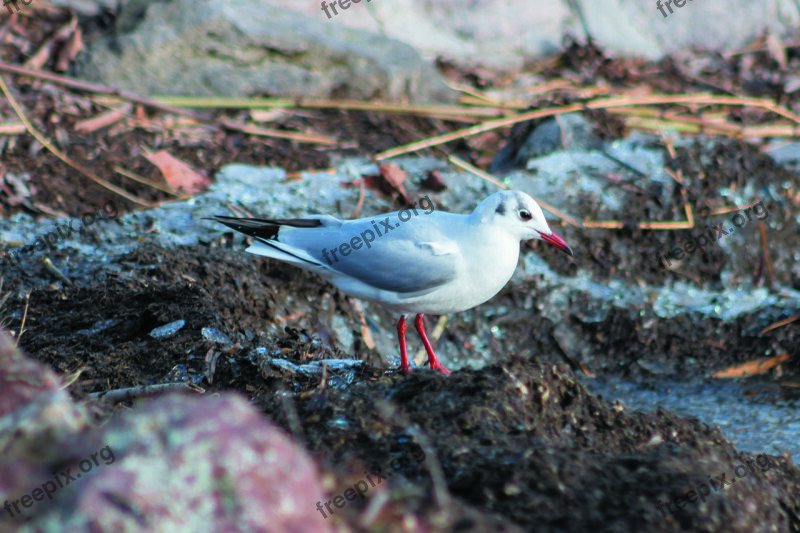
583 375 800 461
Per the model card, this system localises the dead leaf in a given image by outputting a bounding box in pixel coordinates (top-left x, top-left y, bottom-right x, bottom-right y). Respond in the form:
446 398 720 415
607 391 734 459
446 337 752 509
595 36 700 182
25 17 77 71
785 76 800 94
349 176 365 219
55 28 84 71
32 202 68 217
0 123 26 134
766 32 787 70
351 299 376 350
579 362 596 378
713 354 789 378
25 40 54 70
376 162 411 204
467 130 502 151
134 105 149 127
250 108 290 122
75 104 131 133
2 171 34 208
143 150 210 195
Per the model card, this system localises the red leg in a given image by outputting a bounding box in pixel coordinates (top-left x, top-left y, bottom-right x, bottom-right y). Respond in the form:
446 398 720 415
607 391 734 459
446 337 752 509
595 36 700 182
396 315 411 374
414 314 451 374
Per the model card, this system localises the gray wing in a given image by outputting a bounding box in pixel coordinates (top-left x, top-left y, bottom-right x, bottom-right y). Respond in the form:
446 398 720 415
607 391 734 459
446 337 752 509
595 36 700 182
279 211 461 294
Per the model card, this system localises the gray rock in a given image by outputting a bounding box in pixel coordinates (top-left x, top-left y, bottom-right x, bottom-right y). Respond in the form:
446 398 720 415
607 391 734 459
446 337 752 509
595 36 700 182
76 0 455 102
48 0 800 66
580 0 800 60
46 0 119 17
272 0 800 65
490 114 604 175
765 141 800 164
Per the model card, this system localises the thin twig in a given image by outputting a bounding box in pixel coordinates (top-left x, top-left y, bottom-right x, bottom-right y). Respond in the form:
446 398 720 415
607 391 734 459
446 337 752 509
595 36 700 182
0 62 213 121
446 155 507 189
373 402 452 524
447 156 584 228
759 221 774 289
0 73 151 206
60 368 85 389
375 92 800 161
140 95 511 117
235 122 335 145
761 315 799 335
90 382 204 403
375 104 585 160
43 257 73 286
0 63 336 145
13 292 30 349
278 391 306 443
114 166 180 196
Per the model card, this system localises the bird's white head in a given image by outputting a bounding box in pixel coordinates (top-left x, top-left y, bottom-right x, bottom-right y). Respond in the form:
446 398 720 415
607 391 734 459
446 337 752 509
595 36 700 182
474 190 573 256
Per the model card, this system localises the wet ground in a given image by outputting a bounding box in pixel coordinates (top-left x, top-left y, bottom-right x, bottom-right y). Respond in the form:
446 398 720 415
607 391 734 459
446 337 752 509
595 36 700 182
583 376 800 460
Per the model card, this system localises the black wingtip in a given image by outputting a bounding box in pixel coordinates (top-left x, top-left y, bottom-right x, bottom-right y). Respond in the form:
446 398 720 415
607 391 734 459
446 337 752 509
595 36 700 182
206 215 324 241
205 215 259 237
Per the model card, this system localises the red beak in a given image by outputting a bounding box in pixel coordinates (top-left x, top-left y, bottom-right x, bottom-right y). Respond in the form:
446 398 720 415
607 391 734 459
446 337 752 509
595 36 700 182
539 231 573 257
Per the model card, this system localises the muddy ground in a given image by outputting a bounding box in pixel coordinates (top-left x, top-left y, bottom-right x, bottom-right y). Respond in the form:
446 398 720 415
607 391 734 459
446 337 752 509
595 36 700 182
2 7 800 533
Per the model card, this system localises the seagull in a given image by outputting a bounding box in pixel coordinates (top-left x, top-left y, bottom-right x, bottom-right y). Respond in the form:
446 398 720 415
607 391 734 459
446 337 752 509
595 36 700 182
209 190 573 374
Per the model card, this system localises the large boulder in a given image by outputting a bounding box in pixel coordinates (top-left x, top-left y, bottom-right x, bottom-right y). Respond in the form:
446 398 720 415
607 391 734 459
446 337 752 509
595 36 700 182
272 0 800 66
76 0 456 102
0 330 332 532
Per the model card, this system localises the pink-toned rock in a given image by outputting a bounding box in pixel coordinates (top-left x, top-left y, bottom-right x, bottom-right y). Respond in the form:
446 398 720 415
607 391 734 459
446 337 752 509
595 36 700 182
0 328 84 422
0 329 332 533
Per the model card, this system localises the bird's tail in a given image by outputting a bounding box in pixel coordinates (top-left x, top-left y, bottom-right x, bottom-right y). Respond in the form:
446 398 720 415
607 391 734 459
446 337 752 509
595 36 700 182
207 215 325 267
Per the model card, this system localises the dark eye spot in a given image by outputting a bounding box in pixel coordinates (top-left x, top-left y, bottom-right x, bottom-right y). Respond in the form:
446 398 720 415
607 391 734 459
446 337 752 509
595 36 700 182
519 209 532 221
